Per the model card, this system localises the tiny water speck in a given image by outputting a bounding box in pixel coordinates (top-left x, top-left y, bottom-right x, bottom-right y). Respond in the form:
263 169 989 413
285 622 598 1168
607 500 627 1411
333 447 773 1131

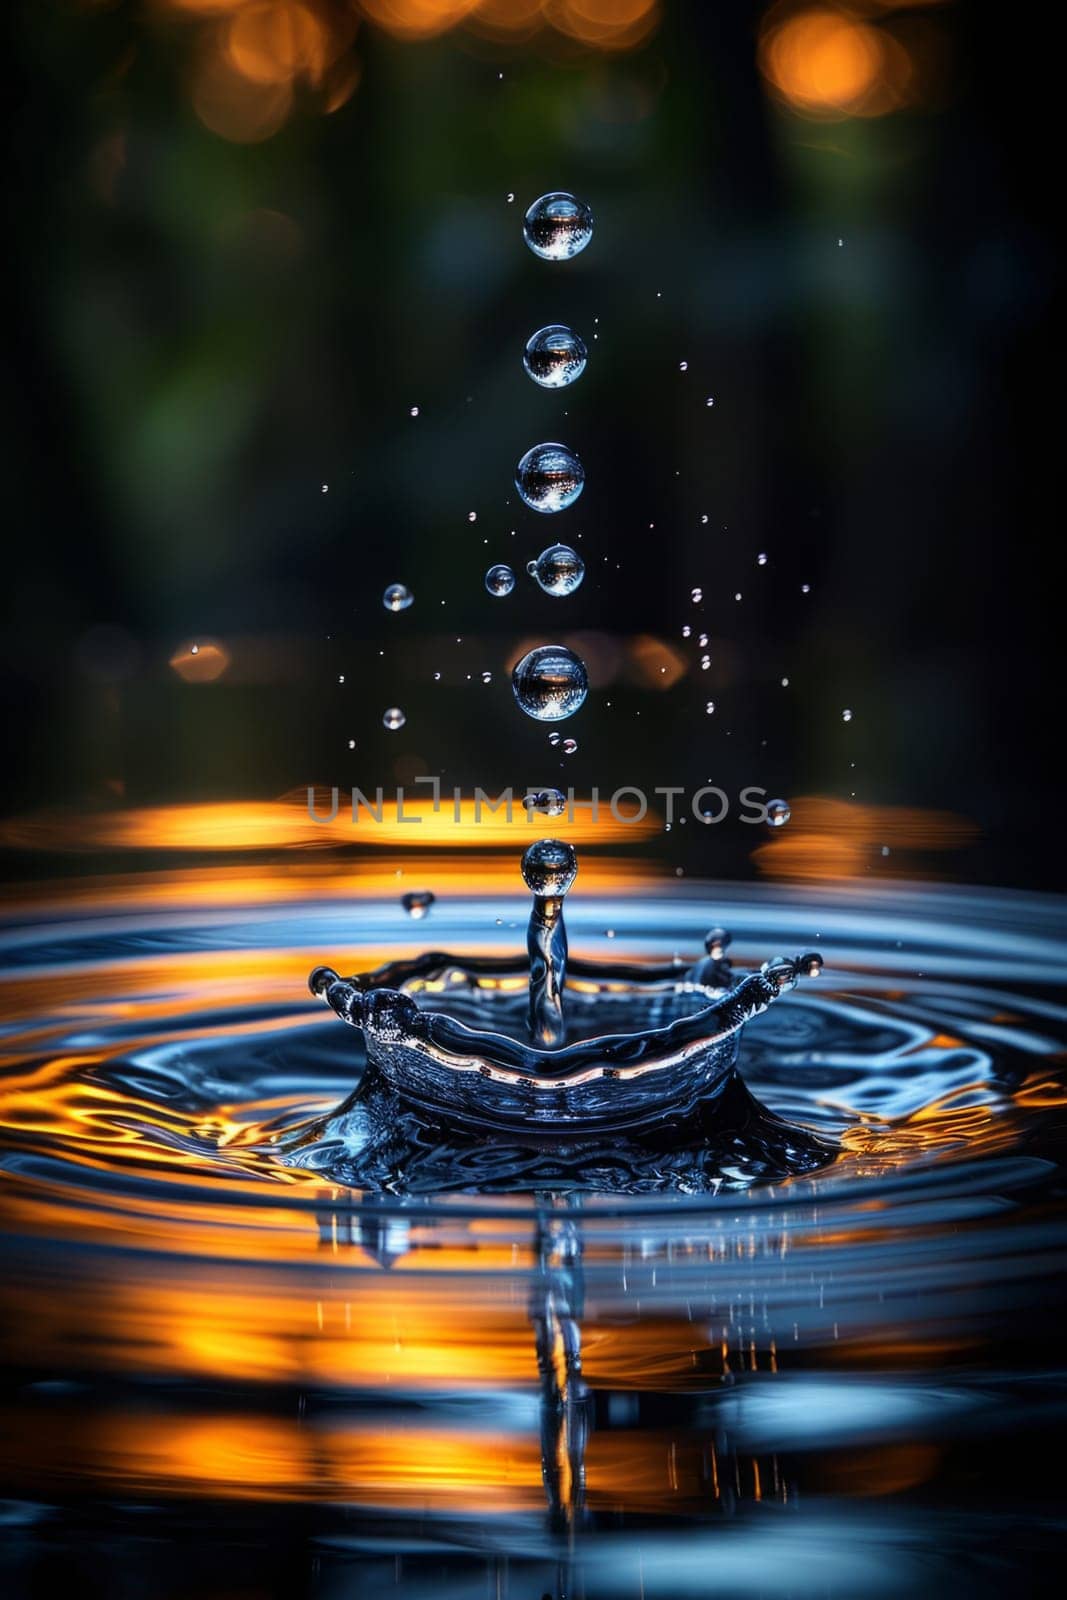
562 738 578 754
383 583 413 613
526 787 567 817
802 583 811 594
516 443 584 514
524 192 593 261
485 563 515 597
679 360 688 371
758 552 768 566
698 632 708 647
767 798 791 828
529 543 584 596
843 708 853 722
705 701 715 714
706 397 714 407
383 707 406 731
512 644 588 722
701 655 710 670
682 625 692 638
481 670 492 684
548 732 561 747
691 587 703 603
468 511 477 523
409 405 419 418
401 890 435 920
781 676 790 687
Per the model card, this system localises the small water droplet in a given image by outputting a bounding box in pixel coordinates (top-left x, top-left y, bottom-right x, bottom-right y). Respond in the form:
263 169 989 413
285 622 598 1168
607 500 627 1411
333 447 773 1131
781 676 790 687
562 737 578 754
485 564 515 597
512 645 588 722
705 700 715 713
338 673 344 684
700 514 709 524
347 739 355 749
698 632 708 647
402 890 435 919
734 592 742 602
548 731 561 747
706 396 714 407
842 708 853 722
321 484 328 494
433 671 441 681
468 511 477 523
523 325 587 389
767 798 791 828
516 443 584 514
409 405 419 418
700 655 711 670
691 587 703 603
801 583 811 594
530 543 585 596
383 707 406 731
758 552 768 566
523 191 593 262
605 927 616 939
190 643 200 655
527 787 567 817
679 360 688 371
383 583 413 613
481 670 492 684
506 192 515 203
682 625 692 638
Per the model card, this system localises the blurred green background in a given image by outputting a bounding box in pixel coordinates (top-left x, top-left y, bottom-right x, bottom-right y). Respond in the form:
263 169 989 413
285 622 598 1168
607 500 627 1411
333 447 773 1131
3 0 1056 886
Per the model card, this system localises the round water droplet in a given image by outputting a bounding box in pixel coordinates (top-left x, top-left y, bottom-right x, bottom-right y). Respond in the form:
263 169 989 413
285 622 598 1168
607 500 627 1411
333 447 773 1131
679 360 688 372
383 707 406 731
521 837 578 896
605 927 616 939
409 405 419 418
767 798 791 828
530 543 585 597
698 633 708 647
562 738 578 754
512 644 588 722
523 191 593 262
705 700 715 714
523 324 587 389
548 732 561 747
700 655 710 670
527 787 567 817
681 625 691 639
467 511 477 523
401 890 435 920
485 563 515 597
842 708 853 722
691 587 703 603
433 671 441 681
481 670 492 684
516 443 584 514
758 552 768 566
383 583 413 613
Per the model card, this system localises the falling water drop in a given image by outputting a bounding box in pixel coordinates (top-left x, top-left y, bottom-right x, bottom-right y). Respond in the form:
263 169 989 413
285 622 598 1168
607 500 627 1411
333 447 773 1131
409 405 419 418
679 360 688 371
383 707 406 731
562 738 578 754
758 552 768 566
548 732 561 747
523 191 593 261
767 798 791 828
512 644 588 722
526 787 567 817
682 625 692 638
485 563 516 597
705 701 715 714
842 708 853 722
698 632 708 647
467 511 477 523
530 544 585 596
401 891 435 919
481 670 492 684
691 587 703 603
516 443 585 514
523 325 587 389
383 583 413 613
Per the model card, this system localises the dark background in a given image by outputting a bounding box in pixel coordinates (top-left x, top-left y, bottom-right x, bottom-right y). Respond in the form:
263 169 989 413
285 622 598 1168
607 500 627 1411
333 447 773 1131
2 0 1057 888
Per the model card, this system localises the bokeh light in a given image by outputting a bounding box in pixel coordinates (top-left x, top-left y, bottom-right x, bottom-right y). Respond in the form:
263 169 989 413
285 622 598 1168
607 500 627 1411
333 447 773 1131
759 3 917 119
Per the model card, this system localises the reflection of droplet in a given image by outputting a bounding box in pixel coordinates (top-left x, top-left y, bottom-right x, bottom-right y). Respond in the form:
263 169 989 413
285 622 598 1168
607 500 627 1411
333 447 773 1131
383 583 413 612
530 544 585 596
383 707 406 731
402 890 435 919
485 564 515 597
767 798 791 828
523 191 593 261
512 645 588 722
523 324 587 389
516 443 584 514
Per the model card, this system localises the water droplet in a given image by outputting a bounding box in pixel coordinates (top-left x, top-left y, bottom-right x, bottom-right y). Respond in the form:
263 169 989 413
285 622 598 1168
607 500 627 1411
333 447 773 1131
530 543 585 596
506 192 515 203
527 787 567 817
705 700 715 713
523 191 593 262
523 324 587 389
562 738 578 754
402 890 435 919
698 632 708 647
700 655 711 670
409 405 419 418
842 708 853 722
781 676 790 687
516 442 584 514
758 552 768 566
679 360 688 371
338 673 345 684
681 625 692 638
485 563 516 597
521 836 578 896
191 644 200 655
691 587 703 603
700 514 709 524
706 397 714 407
801 584 811 594
881 845 891 857
605 927 616 939
383 707 406 731
383 583 413 613
347 739 355 749
548 731 561 747
512 644 588 722
433 671 441 681
767 798 791 828
321 484 328 494
481 670 492 684
468 511 477 523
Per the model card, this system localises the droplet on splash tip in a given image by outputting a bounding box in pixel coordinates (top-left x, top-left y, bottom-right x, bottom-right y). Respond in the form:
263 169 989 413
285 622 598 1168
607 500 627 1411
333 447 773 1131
512 644 589 722
401 890 435 920
383 583 413 613
523 324 587 389
523 191 593 262
521 837 578 896
383 707 406 731
516 442 584 514
485 563 515 597
530 543 585 596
